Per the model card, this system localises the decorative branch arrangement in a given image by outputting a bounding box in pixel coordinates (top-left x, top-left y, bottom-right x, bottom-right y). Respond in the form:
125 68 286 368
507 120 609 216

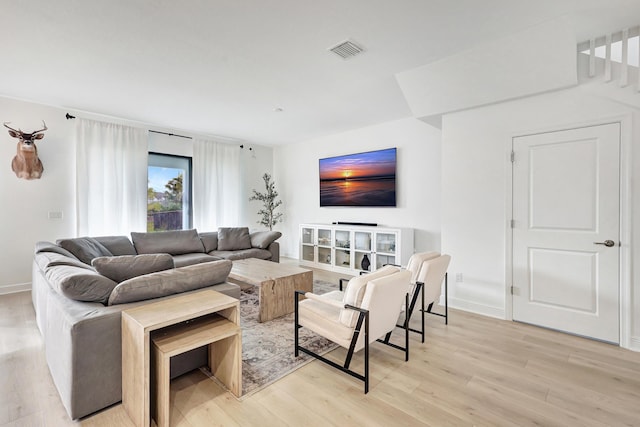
249 173 283 231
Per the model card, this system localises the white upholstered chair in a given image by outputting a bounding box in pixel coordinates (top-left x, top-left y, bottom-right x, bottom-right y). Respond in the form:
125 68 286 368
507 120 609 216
402 252 440 342
294 266 412 393
417 254 451 325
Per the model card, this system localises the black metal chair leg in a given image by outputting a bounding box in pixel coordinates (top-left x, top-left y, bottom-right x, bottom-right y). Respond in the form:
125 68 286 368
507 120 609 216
421 283 425 343
445 272 448 325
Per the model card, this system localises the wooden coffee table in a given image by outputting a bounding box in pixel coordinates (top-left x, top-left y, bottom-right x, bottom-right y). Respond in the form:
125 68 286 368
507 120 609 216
228 258 313 322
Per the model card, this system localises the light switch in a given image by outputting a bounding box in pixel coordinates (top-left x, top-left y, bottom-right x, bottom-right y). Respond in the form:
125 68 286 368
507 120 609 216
48 211 63 220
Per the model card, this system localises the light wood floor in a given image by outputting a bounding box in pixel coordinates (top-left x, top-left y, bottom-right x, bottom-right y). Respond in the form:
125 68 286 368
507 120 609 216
2 261 640 426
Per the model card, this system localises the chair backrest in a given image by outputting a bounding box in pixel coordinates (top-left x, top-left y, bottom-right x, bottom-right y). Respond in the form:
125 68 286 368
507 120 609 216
417 254 451 305
357 269 412 348
405 252 440 284
340 265 399 326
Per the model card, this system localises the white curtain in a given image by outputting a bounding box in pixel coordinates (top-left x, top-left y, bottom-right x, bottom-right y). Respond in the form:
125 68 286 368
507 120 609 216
193 138 243 231
75 118 148 236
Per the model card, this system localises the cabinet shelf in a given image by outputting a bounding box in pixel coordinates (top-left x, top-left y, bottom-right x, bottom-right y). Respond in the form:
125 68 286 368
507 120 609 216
299 224 413 274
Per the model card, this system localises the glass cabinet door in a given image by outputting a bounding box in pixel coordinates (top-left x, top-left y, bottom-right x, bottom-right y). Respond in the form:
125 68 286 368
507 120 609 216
353 231 373 272
334 229 352 268
301 227 316 262
374 232 397 269
317 228 332 265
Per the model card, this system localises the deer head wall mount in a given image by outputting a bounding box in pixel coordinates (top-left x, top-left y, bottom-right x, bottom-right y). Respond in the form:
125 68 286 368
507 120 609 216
4 121 47 180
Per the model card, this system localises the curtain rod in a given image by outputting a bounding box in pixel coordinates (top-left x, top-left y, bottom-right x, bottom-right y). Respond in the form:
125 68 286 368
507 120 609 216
66 113 196 141
149 129 192 140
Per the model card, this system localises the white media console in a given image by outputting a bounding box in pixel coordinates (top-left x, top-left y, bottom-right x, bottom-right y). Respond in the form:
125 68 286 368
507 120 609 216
299 223 414 274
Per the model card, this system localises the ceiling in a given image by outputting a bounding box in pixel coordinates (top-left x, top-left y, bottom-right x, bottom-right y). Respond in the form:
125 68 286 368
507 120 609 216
2 0 639 145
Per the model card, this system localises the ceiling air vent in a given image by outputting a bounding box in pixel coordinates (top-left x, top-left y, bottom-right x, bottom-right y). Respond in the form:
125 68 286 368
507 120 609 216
328 40 364 60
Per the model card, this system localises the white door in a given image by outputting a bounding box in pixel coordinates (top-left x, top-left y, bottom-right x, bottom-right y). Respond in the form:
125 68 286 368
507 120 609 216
512 123 620 343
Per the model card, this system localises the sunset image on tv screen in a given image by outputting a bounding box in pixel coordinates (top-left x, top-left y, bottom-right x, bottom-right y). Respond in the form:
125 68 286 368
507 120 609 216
319 148 396 207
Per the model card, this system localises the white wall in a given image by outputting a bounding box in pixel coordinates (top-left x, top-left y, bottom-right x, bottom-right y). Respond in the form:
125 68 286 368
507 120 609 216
0 96 272 293
274 117 441 259
441 85 639 348
0 97 76 293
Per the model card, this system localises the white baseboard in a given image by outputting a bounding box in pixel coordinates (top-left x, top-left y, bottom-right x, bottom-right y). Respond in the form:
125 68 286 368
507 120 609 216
628 336 640 352
448 297 505 319
0 282 31 295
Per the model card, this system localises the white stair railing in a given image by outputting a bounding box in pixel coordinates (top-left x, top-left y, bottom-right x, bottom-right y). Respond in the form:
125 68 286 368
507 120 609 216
578 26 640 91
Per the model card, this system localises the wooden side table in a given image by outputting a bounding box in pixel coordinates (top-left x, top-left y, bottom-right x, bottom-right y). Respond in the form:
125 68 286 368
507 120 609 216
122 290 241 427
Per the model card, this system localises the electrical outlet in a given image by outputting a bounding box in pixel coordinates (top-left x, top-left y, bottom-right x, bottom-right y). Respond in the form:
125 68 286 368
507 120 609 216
455 273 463 283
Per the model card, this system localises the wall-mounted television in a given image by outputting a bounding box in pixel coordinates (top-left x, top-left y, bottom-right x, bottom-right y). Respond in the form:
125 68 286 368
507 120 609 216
319 147 396 207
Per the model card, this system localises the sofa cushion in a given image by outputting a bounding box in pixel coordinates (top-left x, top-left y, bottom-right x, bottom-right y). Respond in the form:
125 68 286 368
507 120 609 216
35 241 78 259
172 253 220 268
108 259 232 305
45 265 118 303
131 229 205 255
91 254 174 283
217 227 251 251
35 251 93 272
199 232 218 252
209 248 272 261
93 236 137 256
249 231 282 249
56 237 113 265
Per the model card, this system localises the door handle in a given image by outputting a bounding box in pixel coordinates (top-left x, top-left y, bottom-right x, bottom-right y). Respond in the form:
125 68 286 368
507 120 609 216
594 240 615 247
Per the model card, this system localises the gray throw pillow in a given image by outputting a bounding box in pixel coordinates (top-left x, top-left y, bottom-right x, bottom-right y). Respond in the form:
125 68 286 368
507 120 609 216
36 251 93 272
131 229 205 255
91 254 174 283
217 227 252 251
249 231 282 249
56 237 113 265
93 236 138 256
45 265 118 303
108 259 232 305
199 232 218 252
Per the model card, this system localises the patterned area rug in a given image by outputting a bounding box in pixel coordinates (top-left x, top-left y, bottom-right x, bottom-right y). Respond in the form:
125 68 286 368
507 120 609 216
203 279 339 399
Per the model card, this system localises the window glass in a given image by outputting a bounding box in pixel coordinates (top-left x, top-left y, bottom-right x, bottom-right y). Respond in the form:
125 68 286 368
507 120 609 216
147 153 192 231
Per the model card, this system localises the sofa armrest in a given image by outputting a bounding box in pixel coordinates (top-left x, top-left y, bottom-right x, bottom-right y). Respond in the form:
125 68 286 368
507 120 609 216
267 241 280 263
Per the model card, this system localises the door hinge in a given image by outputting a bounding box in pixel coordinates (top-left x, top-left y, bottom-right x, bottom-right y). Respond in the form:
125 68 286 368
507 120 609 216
510 151 515 163
510 219 515 228
510 286 514 295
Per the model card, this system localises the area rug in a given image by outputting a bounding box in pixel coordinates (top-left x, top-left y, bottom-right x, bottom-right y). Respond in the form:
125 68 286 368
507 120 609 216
203 279 339 399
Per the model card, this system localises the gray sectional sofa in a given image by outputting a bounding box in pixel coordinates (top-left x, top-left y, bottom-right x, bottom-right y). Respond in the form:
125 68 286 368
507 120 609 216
31 227 280 419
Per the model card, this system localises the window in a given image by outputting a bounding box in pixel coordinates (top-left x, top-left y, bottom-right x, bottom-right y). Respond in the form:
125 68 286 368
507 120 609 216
147 153 192 231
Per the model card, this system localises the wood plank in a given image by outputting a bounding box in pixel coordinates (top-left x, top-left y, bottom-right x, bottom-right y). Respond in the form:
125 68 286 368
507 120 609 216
153 316 240 357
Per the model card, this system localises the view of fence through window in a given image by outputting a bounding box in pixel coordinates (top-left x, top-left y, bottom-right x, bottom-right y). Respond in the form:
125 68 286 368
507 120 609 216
147 153 192 231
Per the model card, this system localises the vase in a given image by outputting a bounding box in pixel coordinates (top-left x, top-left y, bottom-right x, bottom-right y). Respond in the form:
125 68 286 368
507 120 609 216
361 254 370 271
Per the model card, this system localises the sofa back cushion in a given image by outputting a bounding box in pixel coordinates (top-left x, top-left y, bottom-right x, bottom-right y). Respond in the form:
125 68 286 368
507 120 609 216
131 229 205 255
217 227 252 251
108 259 232 305
35 251 93 272
91 254 174 283
56 237 113 265
199 232 218 252
249 231 282 249
45 265 118 303
93 236 137 256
